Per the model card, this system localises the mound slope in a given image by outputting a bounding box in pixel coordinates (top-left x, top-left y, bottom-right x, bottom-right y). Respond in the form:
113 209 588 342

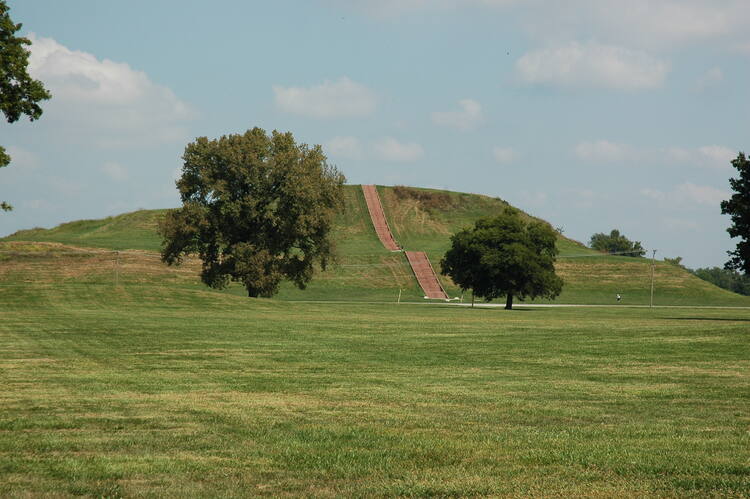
2 185 748 306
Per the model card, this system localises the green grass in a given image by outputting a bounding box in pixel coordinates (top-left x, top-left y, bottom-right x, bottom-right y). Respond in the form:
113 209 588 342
377 185 596 258
1 282 748 496
1 186 749 495
3 184 749 307
2 209 167 251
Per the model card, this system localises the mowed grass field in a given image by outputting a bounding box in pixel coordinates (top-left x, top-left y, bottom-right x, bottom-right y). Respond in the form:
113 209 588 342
1 184 749 496
1 281 749 497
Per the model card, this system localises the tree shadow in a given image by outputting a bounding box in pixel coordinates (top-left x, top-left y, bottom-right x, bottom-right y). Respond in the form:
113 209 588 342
662 317 750 322
464 306 544 312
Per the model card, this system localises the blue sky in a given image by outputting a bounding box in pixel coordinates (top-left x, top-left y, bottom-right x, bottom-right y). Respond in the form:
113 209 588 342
1 0 749 268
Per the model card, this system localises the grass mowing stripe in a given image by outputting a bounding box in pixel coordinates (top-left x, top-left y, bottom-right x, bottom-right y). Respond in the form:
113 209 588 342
1 286 748 496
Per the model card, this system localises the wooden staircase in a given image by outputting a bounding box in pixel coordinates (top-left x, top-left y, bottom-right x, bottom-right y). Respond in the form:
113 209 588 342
362 185 449 300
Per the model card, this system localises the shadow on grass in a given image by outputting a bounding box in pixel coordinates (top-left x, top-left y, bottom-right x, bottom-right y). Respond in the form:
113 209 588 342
662 317 750 322
458 306 545 312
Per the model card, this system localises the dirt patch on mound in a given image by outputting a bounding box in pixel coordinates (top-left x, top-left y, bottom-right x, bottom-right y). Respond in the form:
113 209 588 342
392 186 457 212
382 189 451 236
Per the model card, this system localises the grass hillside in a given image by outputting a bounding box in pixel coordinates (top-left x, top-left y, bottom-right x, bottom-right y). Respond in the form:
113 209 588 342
2 184 749 306
5 209 166 251
2 187 749 496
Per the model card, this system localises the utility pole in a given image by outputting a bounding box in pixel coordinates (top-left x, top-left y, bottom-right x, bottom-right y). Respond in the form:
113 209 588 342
650 249 656 308
114 251 119 287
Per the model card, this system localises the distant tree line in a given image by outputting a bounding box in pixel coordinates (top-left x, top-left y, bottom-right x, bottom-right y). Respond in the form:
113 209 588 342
589 225 750 296
691 267 750 296
663 256 750 296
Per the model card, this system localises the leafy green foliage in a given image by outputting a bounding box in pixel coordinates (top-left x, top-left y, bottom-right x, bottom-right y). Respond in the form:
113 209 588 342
589 229 645 257
0 0 51 210
664 256 684 268
691 266 750 296
0 144 9 168
160 128 345 297
721 152 750 274
440 208 563 309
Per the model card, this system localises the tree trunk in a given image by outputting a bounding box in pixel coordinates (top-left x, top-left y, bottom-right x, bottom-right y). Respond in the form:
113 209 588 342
247 288 259 298
505 293 513 310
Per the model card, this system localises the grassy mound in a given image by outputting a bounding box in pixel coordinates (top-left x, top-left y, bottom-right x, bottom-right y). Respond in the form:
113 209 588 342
2 185 748 306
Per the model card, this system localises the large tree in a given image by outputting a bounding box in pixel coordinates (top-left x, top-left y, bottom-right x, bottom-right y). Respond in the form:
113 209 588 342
721 152 750 274
160 128 346 297
1 0 51 211
440 208 563 309
589 229 645 257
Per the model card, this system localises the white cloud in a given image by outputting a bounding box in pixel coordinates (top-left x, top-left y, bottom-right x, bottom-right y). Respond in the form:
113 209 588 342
574 140 631 162
664 145 736 169
697 145 735 168
581 0 746 47
431 99 482 130
273 77 376 118
340 1 750 50
517 42 668 90
27 34 193 148
325 136 363 160
695 67 723 91
492 146 517 164
373 137 424 162
512 1 749 49
640 183 728 207
101 161 128 182
676 183 728 206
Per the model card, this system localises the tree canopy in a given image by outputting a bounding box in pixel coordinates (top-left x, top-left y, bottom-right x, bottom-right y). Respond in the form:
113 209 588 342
691 266 750 296
589 229 645 257
0 0 51 211
160 128 346 297
721 152 750 274
440 208 563 309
